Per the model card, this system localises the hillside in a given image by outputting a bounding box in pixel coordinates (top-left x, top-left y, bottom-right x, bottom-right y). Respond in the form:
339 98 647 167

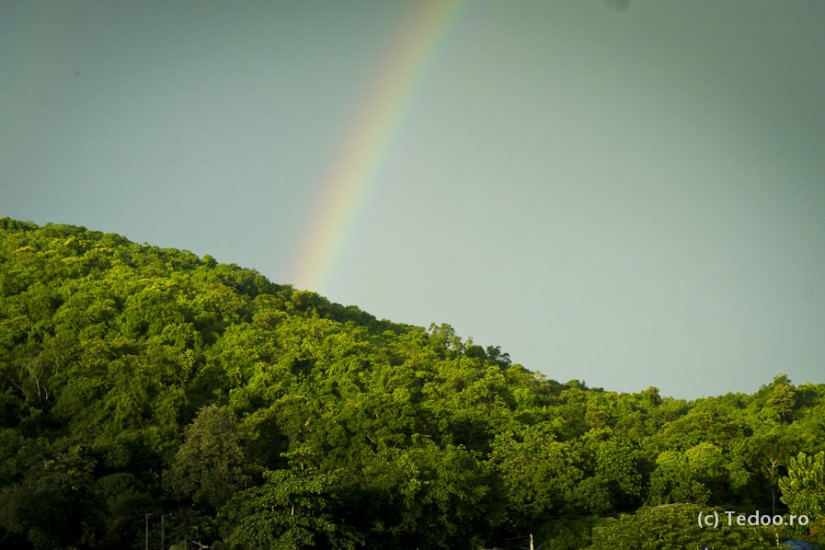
1 217 823 549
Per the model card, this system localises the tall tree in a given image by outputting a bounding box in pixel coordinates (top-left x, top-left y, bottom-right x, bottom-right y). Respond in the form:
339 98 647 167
169 404 250 509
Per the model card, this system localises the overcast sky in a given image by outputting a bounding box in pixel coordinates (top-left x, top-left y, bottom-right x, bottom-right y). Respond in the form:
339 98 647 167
2 0 824 399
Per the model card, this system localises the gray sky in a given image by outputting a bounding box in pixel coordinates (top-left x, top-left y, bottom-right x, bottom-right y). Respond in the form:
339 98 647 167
2 0 824 399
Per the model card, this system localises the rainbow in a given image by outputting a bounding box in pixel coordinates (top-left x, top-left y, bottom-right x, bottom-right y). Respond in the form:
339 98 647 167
290 0 466 295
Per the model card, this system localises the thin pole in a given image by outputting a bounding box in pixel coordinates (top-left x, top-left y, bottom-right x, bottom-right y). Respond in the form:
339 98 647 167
530 533 534 550
145 513 152 550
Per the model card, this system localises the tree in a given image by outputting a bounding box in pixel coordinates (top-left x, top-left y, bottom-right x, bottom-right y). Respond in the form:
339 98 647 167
0 450 103 549
492 424 582 523
221 468 361 549
357 439 496 549
780 451 825 518
587 504 779 550
169 405 250 508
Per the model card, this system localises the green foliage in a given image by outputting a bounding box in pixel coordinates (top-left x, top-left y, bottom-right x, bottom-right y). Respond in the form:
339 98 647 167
648 443 726 506
587 504 780 549
358 439 496 548
779 451 825 519
221 469 361 549
1 218 824 548
493 424 582 521
0 449 103 549
169 404 251 508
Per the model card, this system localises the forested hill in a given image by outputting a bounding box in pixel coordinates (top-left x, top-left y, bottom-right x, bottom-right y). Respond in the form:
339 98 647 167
1 217 823 549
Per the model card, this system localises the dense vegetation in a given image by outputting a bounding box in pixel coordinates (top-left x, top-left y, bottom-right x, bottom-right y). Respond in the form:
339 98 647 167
1 217 823 549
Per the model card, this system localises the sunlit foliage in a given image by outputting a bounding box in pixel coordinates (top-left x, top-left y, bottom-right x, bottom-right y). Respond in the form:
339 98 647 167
1 218 823 548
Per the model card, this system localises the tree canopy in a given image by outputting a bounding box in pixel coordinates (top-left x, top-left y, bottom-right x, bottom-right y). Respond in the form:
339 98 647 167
1 217 823 548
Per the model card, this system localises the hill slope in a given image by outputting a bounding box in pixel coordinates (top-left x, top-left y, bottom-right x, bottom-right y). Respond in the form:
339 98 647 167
1 217 823 549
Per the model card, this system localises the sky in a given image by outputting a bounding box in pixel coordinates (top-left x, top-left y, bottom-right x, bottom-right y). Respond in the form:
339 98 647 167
2 0 824 399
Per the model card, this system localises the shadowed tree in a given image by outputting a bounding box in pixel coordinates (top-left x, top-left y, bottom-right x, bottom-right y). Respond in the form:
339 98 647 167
169 404 251 509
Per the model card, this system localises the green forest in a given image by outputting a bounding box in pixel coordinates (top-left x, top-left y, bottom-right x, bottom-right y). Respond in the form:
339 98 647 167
1 217 823 549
